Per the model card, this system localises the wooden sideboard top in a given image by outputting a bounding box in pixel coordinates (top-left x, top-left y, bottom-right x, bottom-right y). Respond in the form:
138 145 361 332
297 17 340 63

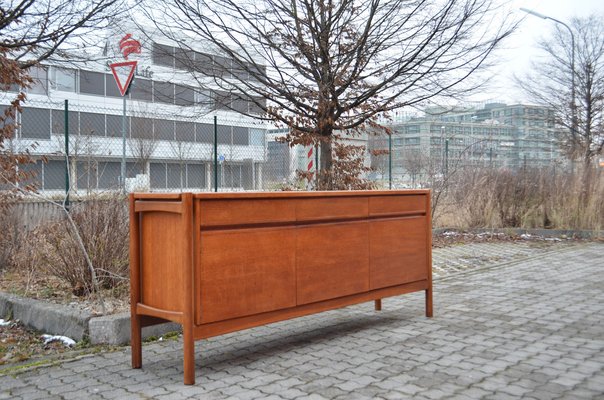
132 189 430 201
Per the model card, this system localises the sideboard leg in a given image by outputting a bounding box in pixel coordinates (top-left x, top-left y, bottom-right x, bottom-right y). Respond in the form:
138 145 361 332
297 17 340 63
183 326 195 385
425 289 433 318
374 299 382 311
131 315 142 369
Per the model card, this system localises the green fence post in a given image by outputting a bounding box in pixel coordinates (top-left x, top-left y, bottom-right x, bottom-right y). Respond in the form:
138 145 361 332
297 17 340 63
64 100 70 210
213 115 218 192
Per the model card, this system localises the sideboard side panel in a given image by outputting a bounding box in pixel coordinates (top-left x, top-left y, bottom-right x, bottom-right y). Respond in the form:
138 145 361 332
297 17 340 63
140 211 186 313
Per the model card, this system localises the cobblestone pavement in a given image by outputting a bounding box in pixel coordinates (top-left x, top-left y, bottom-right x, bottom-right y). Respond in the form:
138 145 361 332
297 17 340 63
1 241 602 399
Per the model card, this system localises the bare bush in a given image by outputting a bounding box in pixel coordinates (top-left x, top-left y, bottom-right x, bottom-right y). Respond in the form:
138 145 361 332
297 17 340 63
16 198 129 296
0 204 22 270
436 166 604 231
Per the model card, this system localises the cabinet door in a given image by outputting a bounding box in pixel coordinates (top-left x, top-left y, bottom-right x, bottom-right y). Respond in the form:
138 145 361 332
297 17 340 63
296 221 369 305
369 216 428 290
197 227 296 324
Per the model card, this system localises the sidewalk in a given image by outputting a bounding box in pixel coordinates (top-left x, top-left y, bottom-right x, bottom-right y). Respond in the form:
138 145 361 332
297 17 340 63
1 241 602 399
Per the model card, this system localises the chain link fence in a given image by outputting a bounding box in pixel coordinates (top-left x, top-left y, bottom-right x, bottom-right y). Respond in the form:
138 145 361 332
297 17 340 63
2 95 581 196
3 97 313 196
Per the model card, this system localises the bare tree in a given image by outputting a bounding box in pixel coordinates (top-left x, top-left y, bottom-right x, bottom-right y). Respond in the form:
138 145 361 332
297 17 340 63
1 0 126 68
516 15 604 168
516 14 604 207
1 0 127 199
144 0 515 187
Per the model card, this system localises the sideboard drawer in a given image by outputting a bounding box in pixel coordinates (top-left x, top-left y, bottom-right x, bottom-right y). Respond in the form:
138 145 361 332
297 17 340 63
198 199 296 227
369 195 426 217
295 197 368 222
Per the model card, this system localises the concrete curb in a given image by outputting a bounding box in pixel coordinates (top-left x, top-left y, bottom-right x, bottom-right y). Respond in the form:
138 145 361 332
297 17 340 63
0 292 92 341
0 292 180 345
88 313 181 345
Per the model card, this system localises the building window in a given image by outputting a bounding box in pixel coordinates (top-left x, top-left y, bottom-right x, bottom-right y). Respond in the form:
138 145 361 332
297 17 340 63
43 160 66 190
154 81 175 104
186 164 204 188
217 125 231 144
106 114 128 138
28 66 48 95
249 97 266 115
174 84 194 106
195 123 213 143
213 90 231 110
193 51 213 75
155 119 174 141
80 70 105 96
80 112 105 136
213 56 232 78
105 74 121 97
51 109 79 135
195 90 213 108
232 95 249 113
174 47 194 71
250 128 265 146
130 117 153 139
175 121 194 142
167 163 185 188
152 43 174 68
97 161 121 189
50 67 77 92
233 126 249 145
20 108 51 139
130 78 153 101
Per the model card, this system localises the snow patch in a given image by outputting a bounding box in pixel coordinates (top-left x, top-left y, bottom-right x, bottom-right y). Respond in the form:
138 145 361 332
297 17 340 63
0 319 11 327
41 334 76 347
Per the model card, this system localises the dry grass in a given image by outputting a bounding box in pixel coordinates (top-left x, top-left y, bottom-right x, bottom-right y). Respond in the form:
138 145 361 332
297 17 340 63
435 166 604 231
7 197 129 297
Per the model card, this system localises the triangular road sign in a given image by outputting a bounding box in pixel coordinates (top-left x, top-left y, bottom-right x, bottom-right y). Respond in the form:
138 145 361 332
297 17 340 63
110 60 137 96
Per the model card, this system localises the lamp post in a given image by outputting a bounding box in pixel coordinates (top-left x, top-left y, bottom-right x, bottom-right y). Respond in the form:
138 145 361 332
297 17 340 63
520 8 577 149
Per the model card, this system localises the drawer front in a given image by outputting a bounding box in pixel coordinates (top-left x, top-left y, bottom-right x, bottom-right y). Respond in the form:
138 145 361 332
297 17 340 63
296 197 368 222
296 221 369 305
369 216 428 289
369 195 426 217
197 227 297 324
198 199 296 227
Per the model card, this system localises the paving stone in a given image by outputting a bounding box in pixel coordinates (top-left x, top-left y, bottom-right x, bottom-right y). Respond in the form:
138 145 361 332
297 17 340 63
0 242 601 399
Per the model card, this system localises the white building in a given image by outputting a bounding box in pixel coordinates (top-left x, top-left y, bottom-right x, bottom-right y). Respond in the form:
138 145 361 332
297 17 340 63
1 24 269 194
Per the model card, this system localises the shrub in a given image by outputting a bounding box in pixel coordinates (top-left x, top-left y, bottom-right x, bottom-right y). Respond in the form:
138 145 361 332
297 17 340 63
0 204 21 270
435 165 603 231
23 197 129 296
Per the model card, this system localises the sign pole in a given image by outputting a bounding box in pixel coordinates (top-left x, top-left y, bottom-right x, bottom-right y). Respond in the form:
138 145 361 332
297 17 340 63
121 94 127 193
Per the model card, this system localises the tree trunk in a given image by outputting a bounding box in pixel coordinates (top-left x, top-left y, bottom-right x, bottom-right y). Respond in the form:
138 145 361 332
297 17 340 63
319 140 332 172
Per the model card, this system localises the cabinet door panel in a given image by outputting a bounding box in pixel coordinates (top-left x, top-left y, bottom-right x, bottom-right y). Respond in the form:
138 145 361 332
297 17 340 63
296 222 369 305
197 227 296 324
370 217 428 289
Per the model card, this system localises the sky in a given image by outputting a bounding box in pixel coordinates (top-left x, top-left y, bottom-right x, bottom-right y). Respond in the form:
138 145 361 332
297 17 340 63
475 0 604 104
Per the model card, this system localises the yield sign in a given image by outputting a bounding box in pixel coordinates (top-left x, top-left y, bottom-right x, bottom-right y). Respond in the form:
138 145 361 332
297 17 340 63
110 60 137 96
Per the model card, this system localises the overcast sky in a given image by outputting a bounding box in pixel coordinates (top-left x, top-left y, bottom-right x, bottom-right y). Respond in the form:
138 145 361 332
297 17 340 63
475 0 604 104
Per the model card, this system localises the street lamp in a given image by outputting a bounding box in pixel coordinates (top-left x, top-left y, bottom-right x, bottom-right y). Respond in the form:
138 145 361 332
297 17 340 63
520 8 577 147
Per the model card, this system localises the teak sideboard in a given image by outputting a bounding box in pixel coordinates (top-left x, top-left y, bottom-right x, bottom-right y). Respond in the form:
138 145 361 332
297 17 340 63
129 190 433 384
